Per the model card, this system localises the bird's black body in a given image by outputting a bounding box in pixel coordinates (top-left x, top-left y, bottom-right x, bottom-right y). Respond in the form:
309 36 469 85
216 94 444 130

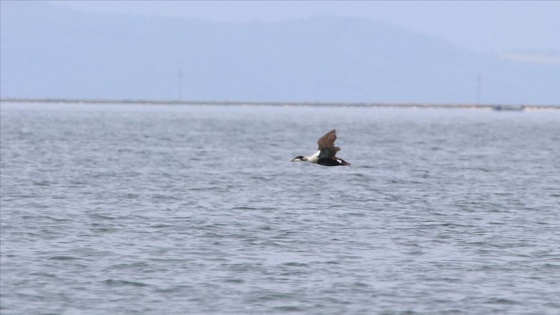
318 157 351 166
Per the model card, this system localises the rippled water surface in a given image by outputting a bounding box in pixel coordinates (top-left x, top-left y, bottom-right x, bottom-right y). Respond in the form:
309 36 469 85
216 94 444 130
1 102 559 314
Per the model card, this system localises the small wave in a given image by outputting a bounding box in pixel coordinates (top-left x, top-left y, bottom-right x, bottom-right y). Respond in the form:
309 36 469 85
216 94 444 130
487 297 522 305
232 206 258 210
272 305 304 312
257 293 298 302
281 262 309 267
223 278 245 284
48 256 80 261
102 279 149 287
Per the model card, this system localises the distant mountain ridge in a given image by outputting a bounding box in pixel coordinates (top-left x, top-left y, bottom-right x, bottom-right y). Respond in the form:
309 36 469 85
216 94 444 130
1 1 558 105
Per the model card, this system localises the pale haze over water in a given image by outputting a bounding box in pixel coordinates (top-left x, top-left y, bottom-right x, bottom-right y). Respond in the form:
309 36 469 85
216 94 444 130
1 102 559 314
2 2 560 104
50 1 560 54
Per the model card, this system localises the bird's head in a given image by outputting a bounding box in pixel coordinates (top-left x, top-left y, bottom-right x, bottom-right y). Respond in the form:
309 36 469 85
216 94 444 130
291 155 306 162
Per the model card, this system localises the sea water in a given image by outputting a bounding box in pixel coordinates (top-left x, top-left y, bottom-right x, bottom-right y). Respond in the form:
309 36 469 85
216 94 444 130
1 102 559 314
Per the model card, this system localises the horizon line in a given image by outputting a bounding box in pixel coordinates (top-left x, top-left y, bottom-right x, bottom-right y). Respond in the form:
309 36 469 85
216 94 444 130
1 98 558 110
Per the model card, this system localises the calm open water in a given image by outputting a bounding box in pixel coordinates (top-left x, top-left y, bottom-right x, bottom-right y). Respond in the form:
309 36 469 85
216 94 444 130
1 102 559 314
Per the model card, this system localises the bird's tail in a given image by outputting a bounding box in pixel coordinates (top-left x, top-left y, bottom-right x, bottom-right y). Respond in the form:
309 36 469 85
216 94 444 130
337 158 351 166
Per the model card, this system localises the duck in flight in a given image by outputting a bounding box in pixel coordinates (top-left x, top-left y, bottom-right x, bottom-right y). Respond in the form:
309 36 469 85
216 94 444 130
291 129 351 166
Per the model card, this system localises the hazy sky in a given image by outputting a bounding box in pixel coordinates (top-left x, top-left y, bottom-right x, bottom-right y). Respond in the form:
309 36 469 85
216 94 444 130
49 1 560 55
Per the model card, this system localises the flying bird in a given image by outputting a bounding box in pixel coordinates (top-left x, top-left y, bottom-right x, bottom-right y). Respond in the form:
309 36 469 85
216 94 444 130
291 129 351 166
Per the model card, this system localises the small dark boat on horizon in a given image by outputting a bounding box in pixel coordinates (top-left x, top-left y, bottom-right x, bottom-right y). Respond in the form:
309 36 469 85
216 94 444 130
493 105 525 112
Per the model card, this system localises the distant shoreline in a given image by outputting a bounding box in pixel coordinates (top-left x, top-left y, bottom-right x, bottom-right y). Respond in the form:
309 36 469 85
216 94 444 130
1 98 558 111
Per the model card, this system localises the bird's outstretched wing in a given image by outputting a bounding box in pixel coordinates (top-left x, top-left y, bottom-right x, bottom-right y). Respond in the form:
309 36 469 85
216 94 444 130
317 129 340 159
317 129 337 150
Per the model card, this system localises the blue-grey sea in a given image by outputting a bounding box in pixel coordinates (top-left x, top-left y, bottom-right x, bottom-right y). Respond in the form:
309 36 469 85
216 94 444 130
1 102 559 314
